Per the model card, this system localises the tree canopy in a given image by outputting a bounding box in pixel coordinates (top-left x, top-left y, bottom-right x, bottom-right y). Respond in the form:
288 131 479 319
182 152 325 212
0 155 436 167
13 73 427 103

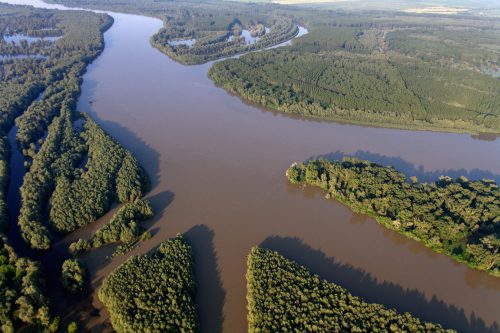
99 235 198 333
48 0 300 64
0 235 56 332
247 247 455 333
60 259 86 293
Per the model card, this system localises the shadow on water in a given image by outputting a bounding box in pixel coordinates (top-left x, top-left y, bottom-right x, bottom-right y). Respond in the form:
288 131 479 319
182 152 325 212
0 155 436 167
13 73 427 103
259 236 500 333
308 150 500 183
142 190 175 234
80 78 162 189
148 190 175 216
184 225 226 333
471 133 498 142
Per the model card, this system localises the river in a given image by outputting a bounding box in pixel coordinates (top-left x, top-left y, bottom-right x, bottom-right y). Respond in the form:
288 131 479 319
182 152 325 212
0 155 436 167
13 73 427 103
1 1 500 332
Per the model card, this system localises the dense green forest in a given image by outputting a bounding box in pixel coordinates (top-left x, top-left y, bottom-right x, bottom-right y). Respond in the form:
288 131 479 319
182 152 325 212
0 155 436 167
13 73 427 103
208 13 500 134
48 0 300 64
0 5 150 250
286 158 500 276
99 235 198 333
0 4 154 331
3 1 499 331
18 109 149 250
247 247 454 332
0 235 57 332
0 5 113 332
0 4 148 252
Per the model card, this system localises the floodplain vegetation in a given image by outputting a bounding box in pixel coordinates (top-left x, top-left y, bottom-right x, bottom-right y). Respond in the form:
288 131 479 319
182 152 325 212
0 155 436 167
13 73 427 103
0 4 151 331
209 10 500 134
48 0 300 64
286 158 500 276
247 247 455 333
1 1 499 332
98 235 198 333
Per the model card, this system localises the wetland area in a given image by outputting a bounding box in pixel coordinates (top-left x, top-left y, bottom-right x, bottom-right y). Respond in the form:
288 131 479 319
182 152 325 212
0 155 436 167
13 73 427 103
1 0 500 332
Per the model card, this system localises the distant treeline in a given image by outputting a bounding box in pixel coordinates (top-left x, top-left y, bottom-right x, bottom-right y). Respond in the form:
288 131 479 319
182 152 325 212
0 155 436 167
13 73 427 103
47 0 301 64
151 15 298 65
208 10 499 134
47 0 500 132
286 158 500 276
0 4 151 331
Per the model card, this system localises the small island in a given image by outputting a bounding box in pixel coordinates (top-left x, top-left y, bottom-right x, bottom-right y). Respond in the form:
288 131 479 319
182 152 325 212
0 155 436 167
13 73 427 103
286 158 499 276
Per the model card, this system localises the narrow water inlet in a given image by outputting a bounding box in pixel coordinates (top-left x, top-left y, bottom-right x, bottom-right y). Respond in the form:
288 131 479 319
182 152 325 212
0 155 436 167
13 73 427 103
6 125 27 253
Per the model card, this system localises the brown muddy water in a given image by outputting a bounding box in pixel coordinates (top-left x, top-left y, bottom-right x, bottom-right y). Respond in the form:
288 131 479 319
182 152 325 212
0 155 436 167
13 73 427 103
2 1 500 332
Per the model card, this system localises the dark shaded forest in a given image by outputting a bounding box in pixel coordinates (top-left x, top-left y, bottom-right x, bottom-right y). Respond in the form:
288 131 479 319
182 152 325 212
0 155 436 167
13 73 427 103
0 235 57 332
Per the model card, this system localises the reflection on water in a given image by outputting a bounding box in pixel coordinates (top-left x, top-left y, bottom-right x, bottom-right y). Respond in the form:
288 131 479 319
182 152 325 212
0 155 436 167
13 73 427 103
228 27 270 44
3 33 61 44
6 126 26 250
0 54 47 60
0 1 499 333
169 38 195 47
184 225 225 333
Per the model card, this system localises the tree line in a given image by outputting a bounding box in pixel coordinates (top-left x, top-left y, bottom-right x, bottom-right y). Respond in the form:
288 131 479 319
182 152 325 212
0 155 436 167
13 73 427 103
47 0 302 64
0 4 156 332
152 15 298 65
